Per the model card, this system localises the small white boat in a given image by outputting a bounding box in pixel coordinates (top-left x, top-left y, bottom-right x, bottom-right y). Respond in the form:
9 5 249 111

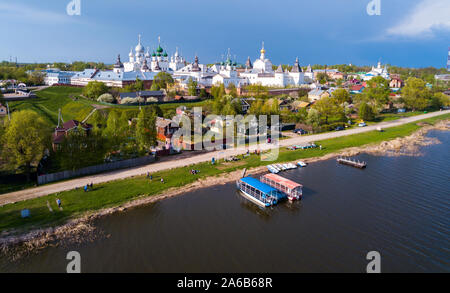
287 163 297 169
277 164 286 171
267 165 279 174
297 161 307 167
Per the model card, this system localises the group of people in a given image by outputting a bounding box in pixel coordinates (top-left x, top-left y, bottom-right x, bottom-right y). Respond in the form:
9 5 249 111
190 169 200 175
84 182 94 192
147 172 164 183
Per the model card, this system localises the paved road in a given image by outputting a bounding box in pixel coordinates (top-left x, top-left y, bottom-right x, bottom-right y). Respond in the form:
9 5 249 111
1 110 448 206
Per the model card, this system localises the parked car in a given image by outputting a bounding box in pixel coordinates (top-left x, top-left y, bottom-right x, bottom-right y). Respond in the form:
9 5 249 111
335 126 345 131
293 128 308 135
358 122 367 127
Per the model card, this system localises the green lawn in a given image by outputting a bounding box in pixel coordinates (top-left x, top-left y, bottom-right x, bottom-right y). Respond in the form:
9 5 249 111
7 87 92 125
1 112 448 234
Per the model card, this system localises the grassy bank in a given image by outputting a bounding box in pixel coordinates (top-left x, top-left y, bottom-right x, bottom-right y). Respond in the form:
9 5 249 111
0 113 448 234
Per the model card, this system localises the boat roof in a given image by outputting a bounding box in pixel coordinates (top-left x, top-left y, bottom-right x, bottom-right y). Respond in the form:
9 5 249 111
262 173 303 189
240 177 278 194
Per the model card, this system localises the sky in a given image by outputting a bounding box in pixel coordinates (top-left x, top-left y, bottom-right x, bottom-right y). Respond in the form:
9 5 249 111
0 0 449 68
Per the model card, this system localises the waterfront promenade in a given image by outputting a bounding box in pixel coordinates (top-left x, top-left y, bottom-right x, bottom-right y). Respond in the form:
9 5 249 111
0 110 449 206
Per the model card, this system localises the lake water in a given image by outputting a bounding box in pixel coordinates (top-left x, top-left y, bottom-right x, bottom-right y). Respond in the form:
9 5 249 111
1 130 449 273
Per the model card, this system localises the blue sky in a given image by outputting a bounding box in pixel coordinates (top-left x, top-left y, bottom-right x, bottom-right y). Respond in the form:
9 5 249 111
0 0 449 68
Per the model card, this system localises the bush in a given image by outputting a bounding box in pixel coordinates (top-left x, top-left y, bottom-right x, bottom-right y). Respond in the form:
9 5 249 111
320 122 346 132
359 102 375 121
120 97 137 105
97 93 115 103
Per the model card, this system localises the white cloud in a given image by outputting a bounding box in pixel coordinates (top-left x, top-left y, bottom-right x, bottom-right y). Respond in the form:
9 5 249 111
386 0 450 37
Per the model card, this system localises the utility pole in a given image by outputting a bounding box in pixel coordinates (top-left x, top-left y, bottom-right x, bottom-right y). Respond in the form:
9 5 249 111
6 102 11 121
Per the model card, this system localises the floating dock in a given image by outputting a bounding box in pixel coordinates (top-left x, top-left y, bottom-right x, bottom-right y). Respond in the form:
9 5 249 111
236 177 284 207
260 173 303 201
337 157 367 168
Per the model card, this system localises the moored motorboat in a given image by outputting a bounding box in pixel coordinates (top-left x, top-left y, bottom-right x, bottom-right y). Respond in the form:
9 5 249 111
260 173 303 201
236 177 284 207
297 161 307 167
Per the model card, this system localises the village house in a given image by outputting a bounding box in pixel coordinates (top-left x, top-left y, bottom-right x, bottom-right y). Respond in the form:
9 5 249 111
52 120 93 150
308 88 331 101
389 77 404 88
278 99 291 111
350 84 365 94
0 104 7 116
232 98 251 113
156 117 180 143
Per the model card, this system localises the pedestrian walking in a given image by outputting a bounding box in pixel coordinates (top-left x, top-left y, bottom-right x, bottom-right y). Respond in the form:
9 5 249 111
161 178 164 183
56 198 61 208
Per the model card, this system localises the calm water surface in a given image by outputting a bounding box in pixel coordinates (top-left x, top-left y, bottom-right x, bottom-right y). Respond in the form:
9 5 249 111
1 130 449 273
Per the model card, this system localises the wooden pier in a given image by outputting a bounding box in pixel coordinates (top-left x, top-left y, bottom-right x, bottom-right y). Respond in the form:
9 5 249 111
337 157 367 169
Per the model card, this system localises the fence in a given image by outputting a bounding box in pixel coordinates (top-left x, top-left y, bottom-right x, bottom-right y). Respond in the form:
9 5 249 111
37 155 156 185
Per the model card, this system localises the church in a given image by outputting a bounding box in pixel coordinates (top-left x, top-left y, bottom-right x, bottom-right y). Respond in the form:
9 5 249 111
362 61 390 81
123 35 186 73
239 43 306 87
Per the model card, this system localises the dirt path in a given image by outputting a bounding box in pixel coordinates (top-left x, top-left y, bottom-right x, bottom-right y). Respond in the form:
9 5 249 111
0 110 448 206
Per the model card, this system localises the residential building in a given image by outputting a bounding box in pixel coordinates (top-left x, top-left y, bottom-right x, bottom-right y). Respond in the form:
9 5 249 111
389 77 404 88
0 104 7 116
52 120 93 149
156 117 180 143
44 69 76 86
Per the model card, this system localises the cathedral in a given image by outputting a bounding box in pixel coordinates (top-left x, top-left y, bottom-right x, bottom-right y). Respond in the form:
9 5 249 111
362 61 390 81
122 35 186 73
239 43 306 87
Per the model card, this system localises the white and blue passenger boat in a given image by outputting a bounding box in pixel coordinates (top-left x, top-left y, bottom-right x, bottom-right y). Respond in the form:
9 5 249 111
236 177 285 208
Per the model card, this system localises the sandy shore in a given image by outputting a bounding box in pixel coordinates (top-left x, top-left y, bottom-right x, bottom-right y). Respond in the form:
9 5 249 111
1 119 448 257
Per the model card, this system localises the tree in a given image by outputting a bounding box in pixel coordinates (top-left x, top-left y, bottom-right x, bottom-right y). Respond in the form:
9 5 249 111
248 99 265 116
2 110 49 181
27 71 45 85
104 110 127 149
57 126 107 171
358 102 375 121
136 107 157 151
0 91 5 105
307 108 321 127
332 88 351 104
227 83 238 98
359 76 391 112
153 72 174 89
312 97 343 124
187 77 198 96
150 82 160 91
211 83 226 100
402 77 431 111
199 88 208 98
83 81 109 100
432 92 450 108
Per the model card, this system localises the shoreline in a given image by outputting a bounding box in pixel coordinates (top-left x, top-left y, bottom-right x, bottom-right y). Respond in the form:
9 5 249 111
1 119 449 256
